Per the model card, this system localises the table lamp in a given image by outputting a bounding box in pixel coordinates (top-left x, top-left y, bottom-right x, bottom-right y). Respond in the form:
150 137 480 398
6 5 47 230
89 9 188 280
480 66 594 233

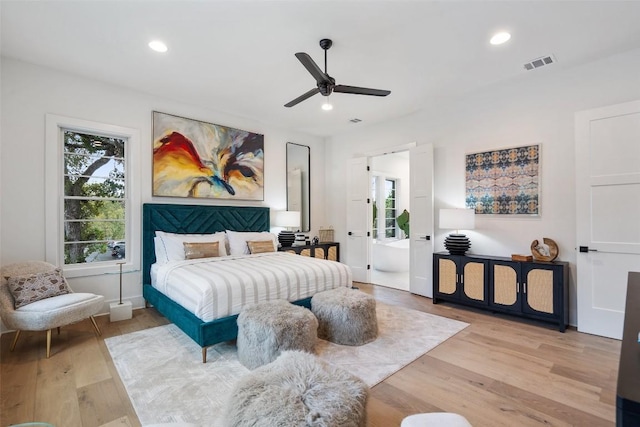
439 208 475 255
273 210 301 247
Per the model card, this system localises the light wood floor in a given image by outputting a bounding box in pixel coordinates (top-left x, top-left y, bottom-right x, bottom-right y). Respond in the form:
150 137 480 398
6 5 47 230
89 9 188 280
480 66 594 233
1 283 621 427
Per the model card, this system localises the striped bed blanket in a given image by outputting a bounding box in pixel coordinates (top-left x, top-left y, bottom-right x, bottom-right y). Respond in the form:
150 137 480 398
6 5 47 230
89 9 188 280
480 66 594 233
151 251 352 322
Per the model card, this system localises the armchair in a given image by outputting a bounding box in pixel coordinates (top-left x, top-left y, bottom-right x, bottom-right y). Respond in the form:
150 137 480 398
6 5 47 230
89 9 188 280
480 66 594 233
1 260 104 358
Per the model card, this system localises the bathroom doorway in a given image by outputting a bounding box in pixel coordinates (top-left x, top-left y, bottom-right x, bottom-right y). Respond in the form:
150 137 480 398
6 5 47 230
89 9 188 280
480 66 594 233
370 151 410 291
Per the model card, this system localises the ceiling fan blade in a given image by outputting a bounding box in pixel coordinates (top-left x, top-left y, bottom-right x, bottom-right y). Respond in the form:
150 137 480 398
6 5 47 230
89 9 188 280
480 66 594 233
295 52 330 84
284 87 320 108
334 85 391 97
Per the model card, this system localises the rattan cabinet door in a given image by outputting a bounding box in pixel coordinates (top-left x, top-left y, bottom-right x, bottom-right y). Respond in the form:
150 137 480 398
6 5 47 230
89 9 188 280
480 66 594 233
460 259 489 305
489 260 521 313
521 263 562 320
436 257 458 296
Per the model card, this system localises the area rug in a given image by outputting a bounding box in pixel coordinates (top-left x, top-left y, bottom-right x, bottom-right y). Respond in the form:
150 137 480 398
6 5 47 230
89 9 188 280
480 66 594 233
105 302 468 426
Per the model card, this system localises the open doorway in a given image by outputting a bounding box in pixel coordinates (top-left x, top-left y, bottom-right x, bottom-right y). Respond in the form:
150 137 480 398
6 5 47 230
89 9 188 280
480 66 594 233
370 151 410 291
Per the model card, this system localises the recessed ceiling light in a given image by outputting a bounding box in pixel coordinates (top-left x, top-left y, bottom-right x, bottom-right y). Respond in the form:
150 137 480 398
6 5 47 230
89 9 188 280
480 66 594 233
490 32 511 45
148 40 168 53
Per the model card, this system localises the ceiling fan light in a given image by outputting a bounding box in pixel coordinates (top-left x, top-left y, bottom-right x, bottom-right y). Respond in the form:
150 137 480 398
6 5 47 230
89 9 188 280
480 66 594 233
321 98 333 111
490 32 511 45
148 40 168 53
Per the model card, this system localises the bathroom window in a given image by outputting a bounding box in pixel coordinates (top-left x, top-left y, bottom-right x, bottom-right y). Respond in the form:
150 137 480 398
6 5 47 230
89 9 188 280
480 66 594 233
372 175 398 239
384 179 397 238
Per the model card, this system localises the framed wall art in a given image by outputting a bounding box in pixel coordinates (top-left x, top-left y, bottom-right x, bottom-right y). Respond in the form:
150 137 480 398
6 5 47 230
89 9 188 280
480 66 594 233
465 144 539 215
152 111 264 201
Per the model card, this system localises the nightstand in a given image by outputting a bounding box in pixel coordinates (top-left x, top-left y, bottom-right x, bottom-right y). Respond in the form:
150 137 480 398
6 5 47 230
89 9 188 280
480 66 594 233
278 242 340 262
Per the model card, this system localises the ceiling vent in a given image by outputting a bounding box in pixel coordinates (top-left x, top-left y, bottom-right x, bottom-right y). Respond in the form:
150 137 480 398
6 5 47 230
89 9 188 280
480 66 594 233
523 54 556 71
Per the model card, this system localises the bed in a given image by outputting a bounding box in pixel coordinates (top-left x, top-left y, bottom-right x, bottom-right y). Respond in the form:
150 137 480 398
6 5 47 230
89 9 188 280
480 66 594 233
142 203 351 362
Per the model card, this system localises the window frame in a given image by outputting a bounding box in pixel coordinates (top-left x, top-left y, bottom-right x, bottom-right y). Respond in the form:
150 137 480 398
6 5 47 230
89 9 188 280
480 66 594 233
45 114 140 277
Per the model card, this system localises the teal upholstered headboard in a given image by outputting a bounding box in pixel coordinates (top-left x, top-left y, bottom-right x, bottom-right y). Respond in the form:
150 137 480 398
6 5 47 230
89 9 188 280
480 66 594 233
142 203 270 285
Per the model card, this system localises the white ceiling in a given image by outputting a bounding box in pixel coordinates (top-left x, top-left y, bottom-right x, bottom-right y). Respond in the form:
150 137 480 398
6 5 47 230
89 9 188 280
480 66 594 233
3 1 640 137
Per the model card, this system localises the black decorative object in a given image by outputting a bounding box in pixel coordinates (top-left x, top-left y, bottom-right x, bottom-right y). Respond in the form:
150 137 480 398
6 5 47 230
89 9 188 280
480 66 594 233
278 231 296 247
444 234 471 255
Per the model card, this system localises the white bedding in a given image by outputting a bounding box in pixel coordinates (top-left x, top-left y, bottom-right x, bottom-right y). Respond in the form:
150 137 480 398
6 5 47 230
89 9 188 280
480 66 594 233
151 252 352 322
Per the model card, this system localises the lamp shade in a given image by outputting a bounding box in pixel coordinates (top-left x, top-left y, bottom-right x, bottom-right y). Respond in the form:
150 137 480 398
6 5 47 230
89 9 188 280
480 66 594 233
273 210 301 229
439 208 475 231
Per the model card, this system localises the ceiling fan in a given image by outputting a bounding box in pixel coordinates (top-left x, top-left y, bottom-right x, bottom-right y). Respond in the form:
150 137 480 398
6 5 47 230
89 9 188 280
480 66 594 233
284 38 391 108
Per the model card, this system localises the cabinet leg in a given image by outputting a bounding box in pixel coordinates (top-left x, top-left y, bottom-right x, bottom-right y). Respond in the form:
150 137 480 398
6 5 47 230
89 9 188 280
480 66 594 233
559 322 566 333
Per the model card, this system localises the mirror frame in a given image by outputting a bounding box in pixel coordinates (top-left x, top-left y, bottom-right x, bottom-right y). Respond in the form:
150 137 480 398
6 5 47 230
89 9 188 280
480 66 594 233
286 142 310 232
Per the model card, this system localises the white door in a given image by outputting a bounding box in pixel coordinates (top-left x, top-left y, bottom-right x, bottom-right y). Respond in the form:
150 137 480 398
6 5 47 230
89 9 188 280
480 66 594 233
346 157 371 283
575 99 640 339
409 144 434 297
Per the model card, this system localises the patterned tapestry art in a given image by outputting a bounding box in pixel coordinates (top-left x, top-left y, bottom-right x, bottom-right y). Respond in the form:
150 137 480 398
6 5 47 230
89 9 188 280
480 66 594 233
152 111 264 200
465 144 539 215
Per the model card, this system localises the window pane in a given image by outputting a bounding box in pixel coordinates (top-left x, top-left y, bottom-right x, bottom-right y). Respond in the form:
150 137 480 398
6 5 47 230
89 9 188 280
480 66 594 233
64 199 125 221
65 241 116 264
385 218 396 228
385 229 395 238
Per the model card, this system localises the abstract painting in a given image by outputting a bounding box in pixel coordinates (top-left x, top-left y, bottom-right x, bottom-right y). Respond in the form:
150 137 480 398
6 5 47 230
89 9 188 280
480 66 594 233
152 111 264 200
465 144 539 215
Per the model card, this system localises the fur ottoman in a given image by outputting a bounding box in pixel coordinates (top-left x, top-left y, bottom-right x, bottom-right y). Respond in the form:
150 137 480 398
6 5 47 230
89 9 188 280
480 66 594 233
312 287 378 345
225 350 369 427
237 299 318 369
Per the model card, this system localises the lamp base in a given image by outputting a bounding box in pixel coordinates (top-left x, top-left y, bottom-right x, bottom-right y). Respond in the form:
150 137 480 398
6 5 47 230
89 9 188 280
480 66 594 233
110 300 132 322
444 233 471 255
278 230 295 247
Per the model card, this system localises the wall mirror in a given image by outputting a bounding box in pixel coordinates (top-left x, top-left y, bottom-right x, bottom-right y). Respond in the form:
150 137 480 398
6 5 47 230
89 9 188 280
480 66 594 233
286 142 310 232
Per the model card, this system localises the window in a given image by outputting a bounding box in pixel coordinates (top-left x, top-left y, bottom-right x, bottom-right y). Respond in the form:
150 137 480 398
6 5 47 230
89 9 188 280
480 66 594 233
384 179 397 238
371 176 378 239
371 175 398 239
63 130 126 264
46 115 140 277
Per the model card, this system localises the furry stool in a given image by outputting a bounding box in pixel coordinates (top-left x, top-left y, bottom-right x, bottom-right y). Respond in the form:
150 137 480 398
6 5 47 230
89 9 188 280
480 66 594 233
311 287 378 345
225 350 369 427
237 299 318 369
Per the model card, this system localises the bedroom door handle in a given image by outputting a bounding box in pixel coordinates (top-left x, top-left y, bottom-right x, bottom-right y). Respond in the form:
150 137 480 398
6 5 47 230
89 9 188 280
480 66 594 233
348 231 353 236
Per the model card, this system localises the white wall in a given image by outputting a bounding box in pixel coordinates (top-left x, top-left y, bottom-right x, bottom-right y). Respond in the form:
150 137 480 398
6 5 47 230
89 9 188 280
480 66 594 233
0 58 326 314
326 48 640 326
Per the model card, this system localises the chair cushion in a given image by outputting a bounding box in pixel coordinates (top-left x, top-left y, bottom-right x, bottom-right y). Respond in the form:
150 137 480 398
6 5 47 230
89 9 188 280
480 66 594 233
16 292 101 312
7 268 70 308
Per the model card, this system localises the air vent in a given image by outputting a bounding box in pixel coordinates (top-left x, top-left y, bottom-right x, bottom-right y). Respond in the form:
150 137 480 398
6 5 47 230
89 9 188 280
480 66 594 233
523 54 556 71
350 118 362 123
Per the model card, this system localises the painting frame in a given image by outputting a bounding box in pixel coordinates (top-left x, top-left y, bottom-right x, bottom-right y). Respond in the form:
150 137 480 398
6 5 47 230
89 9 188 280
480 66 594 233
152 111 264 201
465 144 540 216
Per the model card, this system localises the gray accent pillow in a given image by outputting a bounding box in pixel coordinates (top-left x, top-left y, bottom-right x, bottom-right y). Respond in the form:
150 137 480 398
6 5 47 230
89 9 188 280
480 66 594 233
7 268 71 309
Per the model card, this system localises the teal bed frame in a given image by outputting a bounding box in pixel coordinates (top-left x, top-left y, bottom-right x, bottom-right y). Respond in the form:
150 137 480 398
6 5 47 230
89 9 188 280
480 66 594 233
142 203 312 363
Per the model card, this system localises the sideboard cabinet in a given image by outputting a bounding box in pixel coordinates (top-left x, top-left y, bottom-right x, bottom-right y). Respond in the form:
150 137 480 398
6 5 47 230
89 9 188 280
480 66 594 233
433 252 568 331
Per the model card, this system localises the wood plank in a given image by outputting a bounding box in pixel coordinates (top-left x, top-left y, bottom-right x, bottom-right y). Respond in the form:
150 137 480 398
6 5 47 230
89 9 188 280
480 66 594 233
78 379 130 426
34 347 83 427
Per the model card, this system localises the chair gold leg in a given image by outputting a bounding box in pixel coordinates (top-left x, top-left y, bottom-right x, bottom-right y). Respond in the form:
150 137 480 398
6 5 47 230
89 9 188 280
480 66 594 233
46 329 52 358
202 347 207 364
89 315 102 336
10 330 21 351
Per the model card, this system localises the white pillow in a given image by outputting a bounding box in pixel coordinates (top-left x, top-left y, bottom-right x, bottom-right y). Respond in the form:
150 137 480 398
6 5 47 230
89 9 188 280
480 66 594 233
226 230 278 256
154 236 169 265
156 231 228 262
